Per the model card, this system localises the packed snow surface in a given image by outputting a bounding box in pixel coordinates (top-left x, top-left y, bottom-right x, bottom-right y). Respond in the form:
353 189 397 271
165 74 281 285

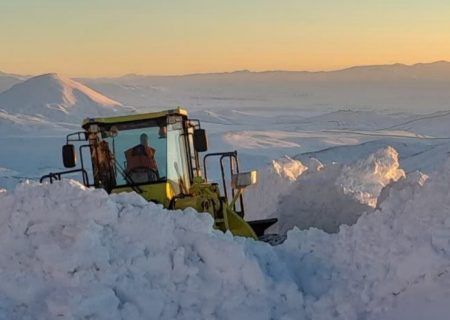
1 157 450 319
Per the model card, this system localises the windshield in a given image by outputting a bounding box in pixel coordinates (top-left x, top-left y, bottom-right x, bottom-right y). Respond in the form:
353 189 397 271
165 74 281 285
100 116 191 195
104 120 168 186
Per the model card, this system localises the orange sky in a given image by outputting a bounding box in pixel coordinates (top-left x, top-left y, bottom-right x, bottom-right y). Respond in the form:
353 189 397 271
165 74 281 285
1 0 450 77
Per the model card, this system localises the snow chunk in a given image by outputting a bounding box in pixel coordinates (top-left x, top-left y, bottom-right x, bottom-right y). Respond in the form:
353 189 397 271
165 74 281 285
244 156 307 220
272 156 308 181
336 146 405 207
303 157 324 172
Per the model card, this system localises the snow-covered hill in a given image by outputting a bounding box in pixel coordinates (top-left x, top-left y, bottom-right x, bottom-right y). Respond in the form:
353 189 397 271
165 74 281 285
0 73 123 122
298 110 411 130
388 110 450 137
0 109 80 135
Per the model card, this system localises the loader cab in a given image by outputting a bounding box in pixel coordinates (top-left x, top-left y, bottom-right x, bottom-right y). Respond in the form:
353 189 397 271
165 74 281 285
79 108 205 206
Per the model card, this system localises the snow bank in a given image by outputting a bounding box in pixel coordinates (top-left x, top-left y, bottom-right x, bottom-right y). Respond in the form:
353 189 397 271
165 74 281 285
1 156 450 319
278 161 450 320
0 181 303 320
0 167 21 191
276 164 370 233
377 170 429 207
246 147 407 233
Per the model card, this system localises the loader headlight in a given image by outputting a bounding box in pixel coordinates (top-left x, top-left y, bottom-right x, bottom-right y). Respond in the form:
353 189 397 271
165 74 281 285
231 171 258 189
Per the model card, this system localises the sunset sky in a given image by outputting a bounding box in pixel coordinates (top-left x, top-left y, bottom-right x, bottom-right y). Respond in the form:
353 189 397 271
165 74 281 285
1 0 450 77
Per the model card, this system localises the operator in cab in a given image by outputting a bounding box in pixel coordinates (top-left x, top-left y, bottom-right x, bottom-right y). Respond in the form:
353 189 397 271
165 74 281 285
124 133 159 183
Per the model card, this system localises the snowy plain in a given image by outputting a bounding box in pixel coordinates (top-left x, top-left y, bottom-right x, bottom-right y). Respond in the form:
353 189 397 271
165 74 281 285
1 63 450 319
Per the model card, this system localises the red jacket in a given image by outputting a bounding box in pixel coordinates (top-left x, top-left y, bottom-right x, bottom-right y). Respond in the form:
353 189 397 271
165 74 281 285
125 144 158 172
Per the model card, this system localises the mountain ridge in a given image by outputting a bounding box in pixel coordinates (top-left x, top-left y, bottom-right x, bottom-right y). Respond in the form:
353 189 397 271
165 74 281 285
3 60 450 80
86 60 450 80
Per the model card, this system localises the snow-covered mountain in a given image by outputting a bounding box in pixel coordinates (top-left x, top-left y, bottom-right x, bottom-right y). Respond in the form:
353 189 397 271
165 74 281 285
79 61 450 112
3 61 450 113
87 60 450 82
0 73 123 122
322 60 450 81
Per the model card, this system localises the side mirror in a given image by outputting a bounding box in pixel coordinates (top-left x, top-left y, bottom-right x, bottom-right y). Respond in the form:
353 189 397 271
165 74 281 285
231 171 258 189
193 129 208 152
62 144 76 168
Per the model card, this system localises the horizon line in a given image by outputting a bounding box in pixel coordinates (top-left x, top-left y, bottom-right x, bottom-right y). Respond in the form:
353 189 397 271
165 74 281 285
1 59 449 79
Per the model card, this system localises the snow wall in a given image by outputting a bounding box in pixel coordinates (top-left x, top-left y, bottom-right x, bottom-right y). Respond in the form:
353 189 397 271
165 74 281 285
0 146 450 319
245 147 408 233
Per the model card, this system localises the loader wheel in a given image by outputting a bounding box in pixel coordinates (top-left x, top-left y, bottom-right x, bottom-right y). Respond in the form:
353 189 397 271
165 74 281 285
258 234 287 246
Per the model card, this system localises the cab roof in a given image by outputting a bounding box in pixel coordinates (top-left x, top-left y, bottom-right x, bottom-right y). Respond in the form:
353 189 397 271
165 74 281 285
82 107 188 128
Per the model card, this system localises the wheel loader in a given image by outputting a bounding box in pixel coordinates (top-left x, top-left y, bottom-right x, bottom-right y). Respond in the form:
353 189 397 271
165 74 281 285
41 107 281 243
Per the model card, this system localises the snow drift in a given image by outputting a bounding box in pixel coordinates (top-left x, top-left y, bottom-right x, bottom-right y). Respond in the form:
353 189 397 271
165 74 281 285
246 147 406 233
0 181 303 320
1 157 450 319
279 164 450 320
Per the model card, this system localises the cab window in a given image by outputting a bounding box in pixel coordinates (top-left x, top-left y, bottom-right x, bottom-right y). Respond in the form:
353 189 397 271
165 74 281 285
104 122 167 186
